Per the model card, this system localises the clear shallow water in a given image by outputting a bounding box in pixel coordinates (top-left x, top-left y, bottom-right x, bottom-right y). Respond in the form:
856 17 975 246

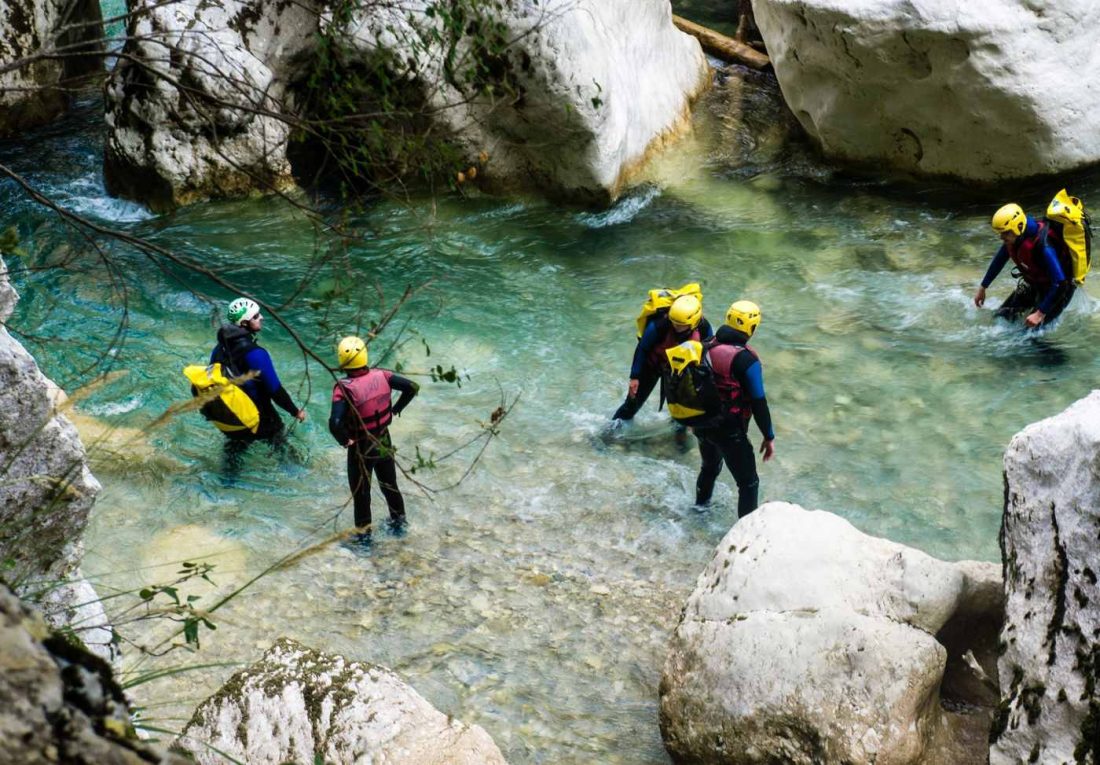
4 80 1100 763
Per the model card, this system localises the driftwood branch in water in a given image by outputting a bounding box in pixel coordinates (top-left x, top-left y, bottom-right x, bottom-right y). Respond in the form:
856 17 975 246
672 15 770 70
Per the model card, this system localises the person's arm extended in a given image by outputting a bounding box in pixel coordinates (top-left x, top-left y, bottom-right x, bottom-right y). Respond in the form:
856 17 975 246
328 399 351 445
1037 244 1069 314
630 320 662 379
981 245 1010 289
247 348 302 416
742 360 775 442
389 374 420 416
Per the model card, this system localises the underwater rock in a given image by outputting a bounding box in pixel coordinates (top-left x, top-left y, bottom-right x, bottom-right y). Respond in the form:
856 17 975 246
178 637 508 764
991 391 1100 764
752 0 1100 183
0 0 103 136
0 583 186 765
659 502 1002 765
103 0 708 210
0 257 110 655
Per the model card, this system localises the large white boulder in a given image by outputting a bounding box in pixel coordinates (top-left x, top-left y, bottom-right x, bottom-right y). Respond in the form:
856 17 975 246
752 0 1100 182
991 391 1100 764
345 0 709 204
0 0 103 136
104 0 708 210
0 258 110 657
103 0 320 211
660 502 1003 765
178 637 508 764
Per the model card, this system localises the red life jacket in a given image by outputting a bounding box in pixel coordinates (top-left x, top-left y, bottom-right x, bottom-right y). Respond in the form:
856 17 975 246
1007 220 1056 288
706 341 758 425
647 322 703 370
334 369 393 433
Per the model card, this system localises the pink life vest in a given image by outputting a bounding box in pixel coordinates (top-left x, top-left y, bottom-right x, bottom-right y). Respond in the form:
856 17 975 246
706 342 757 425
1007 220 1055 288
333 369 394 433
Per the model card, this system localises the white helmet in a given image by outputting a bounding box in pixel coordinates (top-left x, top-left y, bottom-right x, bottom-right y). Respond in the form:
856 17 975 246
227 297 261 325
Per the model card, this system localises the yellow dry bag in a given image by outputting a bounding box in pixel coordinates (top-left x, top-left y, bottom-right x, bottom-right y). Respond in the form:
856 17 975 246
1046 189 1092 285
635 283 703 338
183 363 260 434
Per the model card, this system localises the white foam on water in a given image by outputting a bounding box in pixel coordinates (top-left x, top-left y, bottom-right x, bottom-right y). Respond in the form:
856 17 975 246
577 185 661 228
86 396 143 416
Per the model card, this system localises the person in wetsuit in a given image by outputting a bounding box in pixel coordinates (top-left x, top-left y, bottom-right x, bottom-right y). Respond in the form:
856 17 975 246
211 297 306 476
974 202 1075 328
693 300 775 518
613 294 714 421
328 336 419 543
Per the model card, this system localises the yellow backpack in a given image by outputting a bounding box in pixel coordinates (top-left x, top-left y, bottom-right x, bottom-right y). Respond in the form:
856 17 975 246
183 363 260 434
635 283 703 338
1045 189 1092 284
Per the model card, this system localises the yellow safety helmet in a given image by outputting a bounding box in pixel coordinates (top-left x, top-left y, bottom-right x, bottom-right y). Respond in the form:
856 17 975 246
991 203 1026 235
668 295 702 330
725 300 761 337
337 336 368 369
666 340 704 375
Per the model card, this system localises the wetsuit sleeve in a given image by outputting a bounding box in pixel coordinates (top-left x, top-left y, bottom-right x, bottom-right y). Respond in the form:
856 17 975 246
1037 244 1069 314
246 347 300 415
388 373 420 416
630 320 662 378
980 245 1010 288
328 399 350 445
699 318 714 342
738 357 775 441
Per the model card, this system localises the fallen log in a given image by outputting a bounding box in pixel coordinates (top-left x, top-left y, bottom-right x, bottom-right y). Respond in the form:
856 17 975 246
672 15 770 70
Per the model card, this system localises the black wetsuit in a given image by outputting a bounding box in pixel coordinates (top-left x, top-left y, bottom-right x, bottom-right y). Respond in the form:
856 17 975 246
613 316 714 420
693 326 774 518
329 372 418 529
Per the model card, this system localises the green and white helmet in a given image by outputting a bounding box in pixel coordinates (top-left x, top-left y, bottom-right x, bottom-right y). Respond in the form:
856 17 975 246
227 297 261 325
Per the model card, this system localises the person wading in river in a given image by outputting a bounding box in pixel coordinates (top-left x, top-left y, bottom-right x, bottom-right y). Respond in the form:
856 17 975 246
693 300 775 518
328 336 419 548
211 297 307 478
974 203 1075 328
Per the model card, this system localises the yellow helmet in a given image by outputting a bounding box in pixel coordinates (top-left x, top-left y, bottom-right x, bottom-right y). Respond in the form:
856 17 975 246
666 340 704 375
337 336 368 369
991 203 1026 235
668 295 702 330
725 300 761 337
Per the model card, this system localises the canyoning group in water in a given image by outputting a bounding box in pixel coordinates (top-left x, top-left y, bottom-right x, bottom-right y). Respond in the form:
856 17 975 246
181 189 1092 552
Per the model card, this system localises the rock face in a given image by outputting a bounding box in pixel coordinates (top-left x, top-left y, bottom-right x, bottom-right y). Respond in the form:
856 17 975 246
752 0 1100 183
0 258 110 656
0 0 103 136
660 502 1003 765
0 582 186 765
178 637 508 764
103 0 317 212
104 0 708 210
991 391 1100 764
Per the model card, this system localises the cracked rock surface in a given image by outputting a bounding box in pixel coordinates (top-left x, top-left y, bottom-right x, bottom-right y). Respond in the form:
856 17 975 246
178 637 508 764
752 0 1100 182
659 502 1003 765
992 391 1100 764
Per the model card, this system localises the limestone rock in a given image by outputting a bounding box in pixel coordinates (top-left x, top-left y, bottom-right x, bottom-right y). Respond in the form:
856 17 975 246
104 0 708 210
0 258 108 657
178 637 508 764
752 0 1100 182
345 0 710 204
660 502 1003 764
0 0 103 136
991 391 1100 764
0 582 186 765
103 0 319 211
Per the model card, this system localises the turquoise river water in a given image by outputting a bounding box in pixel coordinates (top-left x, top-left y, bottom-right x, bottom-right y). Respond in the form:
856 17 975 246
3 61 1100 764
